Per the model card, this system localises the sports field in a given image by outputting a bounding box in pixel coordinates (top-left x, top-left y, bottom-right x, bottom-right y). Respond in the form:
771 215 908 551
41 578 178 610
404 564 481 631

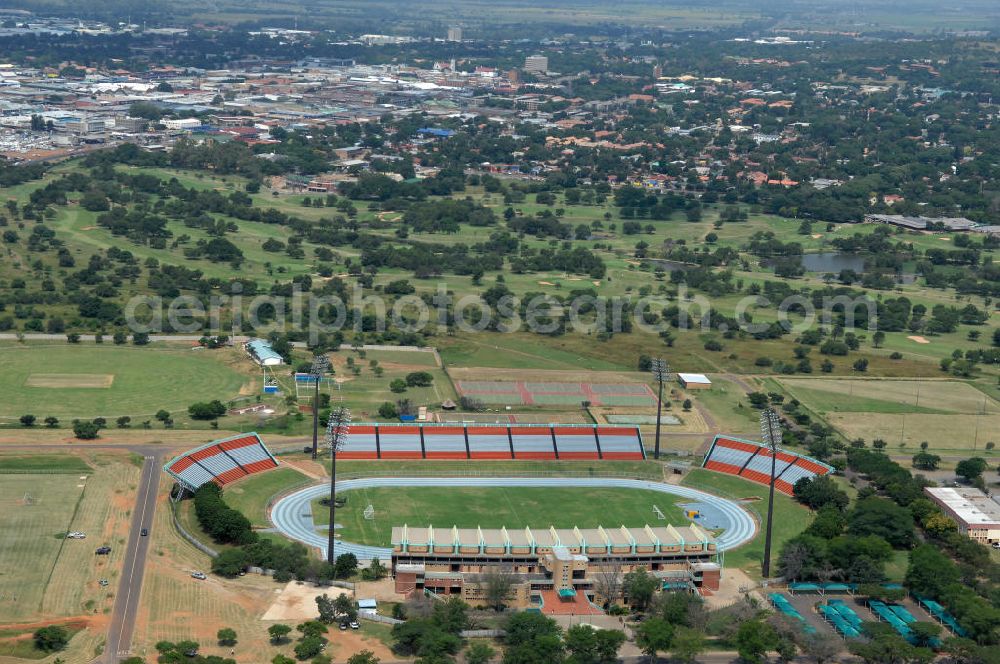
681 468 812 576
0 343 251 419
314 486 690 546
222 467 311 528
777 378 1000 451
0 455 139 623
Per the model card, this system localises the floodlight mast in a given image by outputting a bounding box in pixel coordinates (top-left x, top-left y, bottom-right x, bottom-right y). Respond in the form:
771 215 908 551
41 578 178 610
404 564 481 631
760 407 782 578
650 359 670 460
326 406 351 564
310 355 330 460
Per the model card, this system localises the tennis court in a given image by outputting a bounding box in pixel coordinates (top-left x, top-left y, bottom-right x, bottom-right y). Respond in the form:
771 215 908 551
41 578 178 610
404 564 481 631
455 380 657 407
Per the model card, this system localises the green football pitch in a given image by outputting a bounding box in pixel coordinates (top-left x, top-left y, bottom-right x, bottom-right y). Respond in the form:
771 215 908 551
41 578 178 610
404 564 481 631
0 343 249 419
313 486 691 546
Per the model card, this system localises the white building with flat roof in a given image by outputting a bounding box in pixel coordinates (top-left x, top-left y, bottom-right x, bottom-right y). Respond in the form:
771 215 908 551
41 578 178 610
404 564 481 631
925 487 1000 545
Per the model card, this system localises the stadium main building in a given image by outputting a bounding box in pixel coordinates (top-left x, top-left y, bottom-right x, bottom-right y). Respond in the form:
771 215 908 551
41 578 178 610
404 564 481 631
390 523 720 610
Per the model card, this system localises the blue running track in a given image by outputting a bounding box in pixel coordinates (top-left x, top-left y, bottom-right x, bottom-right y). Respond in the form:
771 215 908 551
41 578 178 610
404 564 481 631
269 477 758 560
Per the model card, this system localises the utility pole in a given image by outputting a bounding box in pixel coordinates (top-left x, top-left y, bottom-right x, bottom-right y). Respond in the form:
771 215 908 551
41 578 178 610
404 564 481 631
650 359 670 460
760 408 782 579
310 355 330 460
326 406 351 565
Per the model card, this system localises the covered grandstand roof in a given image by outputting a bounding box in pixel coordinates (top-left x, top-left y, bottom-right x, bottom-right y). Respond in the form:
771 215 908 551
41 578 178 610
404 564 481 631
392 523 714 555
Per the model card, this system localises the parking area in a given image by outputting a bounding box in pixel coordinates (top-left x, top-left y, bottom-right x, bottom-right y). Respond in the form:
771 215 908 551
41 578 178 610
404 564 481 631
779 591 947 640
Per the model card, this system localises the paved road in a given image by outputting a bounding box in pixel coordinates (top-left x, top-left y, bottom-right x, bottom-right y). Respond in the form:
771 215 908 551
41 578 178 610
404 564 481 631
103 452 162 663
270 477 758 560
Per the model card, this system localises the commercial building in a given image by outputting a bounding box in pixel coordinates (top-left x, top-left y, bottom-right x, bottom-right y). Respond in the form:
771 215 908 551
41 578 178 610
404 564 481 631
391 523 720 610
678 373 712 390
925 487 1000 545
447 27 462 42
524 55 549 74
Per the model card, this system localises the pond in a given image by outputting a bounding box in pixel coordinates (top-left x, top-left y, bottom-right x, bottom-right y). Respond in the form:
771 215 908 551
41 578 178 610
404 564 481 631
799 252 867 273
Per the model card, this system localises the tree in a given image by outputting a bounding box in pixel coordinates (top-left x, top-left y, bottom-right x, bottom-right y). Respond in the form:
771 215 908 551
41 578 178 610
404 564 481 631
72 420 100 439
34 626 69 652
635 618 673 661
316 594 337 624
116 416 132 429
334 552 358 578
294 635 326 660
872 331 885 348
404 371 434 387
272 656 296 664
217 628 237 646
377 402 398 419
798 633 842 663
212 548 249 577
43 416 59 428
268 624 292 644
155 410 171 422
848 497 914 548
19 414 36 427
911 452 941 471
592 560 624 608
735 619 777 664
908 622 941 648
623 568 658 611
333 593 357 621
480 566 515 612
188 400 227 420
669 626 706 664
389 379 407 393
564 624 624 664
955 457 988 482
466 642 496 664
346 651 380 664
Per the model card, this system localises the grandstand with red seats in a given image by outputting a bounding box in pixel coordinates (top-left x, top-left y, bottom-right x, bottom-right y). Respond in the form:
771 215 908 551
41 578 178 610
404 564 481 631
701 435 833 495
164 432 279 492
336 423 645 461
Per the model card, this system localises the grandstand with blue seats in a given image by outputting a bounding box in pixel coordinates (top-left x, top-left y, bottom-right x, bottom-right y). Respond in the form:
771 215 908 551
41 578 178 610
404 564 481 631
164 432 279 492
701 435 834 495
333 423 644 461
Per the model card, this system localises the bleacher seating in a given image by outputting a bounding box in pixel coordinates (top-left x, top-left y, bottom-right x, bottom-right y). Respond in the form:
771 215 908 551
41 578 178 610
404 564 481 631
553 428 600 460
164 433 278 491
338 425 379 459
377 425 424 459
467 427 515 459
595 427 646 460
511 426 557 460
422 426 469 460
335 423 644 461
702 435 833 495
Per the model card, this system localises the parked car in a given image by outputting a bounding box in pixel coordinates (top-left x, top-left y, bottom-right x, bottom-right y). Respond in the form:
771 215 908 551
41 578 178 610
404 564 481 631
67 531 86 539
98 579 109 587
191 571 207 580
140 528 148 536
349 621 360 630
95 546 111 555
339 622 348 631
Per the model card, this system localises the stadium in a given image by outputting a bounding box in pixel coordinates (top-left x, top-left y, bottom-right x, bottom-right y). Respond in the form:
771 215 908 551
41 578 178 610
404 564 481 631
162 422 835 614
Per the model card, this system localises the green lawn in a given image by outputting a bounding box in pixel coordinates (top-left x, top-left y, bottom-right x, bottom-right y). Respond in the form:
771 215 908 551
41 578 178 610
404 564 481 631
314 486 691 545
0 476 86 621
682 468 813 577
0 342 250 420
0 454 93 474
222 467 311 527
